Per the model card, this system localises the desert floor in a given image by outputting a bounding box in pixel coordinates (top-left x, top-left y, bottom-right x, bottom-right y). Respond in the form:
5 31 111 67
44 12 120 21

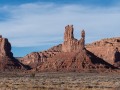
0 71 120 90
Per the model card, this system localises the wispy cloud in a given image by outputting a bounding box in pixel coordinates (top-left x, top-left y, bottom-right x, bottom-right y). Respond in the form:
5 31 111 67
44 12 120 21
0 2 120 47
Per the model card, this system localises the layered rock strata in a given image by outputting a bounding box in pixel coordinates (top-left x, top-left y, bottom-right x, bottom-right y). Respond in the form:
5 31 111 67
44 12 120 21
0 35 29 71
86 37 120 65
62 25 85 52
19 25 115 72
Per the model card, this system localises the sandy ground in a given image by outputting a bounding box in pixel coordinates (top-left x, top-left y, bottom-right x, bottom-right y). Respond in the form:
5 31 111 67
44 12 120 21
0 72 120 90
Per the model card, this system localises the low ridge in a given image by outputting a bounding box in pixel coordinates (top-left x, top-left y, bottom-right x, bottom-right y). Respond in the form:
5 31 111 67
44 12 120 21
86 37 120 68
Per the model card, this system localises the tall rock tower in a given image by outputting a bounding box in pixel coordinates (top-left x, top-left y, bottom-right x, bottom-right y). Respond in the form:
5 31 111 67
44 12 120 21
81 30 85 46
0 35 23 70
62 25 85 52
64 25 74 41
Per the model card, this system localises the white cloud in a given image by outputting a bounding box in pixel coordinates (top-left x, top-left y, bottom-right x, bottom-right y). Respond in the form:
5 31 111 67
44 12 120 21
0 3 120 47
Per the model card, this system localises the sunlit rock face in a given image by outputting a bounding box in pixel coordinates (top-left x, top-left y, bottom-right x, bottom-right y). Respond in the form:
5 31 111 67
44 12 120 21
0 35 13 57
19 25 115 72
86 37 120 65
62 25 85 52
0 35 21 70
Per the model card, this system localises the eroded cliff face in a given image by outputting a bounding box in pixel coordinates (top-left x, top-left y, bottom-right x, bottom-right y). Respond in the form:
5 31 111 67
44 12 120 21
0 25 119 72
0 35 22 70
62 25 85 52
19 25 115 72
19 47 61 68
0 37 13 58
86 38 120 65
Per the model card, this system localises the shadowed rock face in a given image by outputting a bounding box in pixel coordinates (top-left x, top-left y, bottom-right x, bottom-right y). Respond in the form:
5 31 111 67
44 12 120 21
0 37 13 58
86 37 120 65
36 49 115 72
0 35 25 71
19 25 116 72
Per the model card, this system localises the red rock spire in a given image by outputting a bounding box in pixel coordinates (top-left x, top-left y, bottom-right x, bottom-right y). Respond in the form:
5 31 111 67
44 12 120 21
81 30 85 46
62 25 85 52
64 25 74 41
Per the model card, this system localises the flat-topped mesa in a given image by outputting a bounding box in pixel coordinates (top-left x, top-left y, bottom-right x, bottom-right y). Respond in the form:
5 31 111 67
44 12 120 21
62 25 85 52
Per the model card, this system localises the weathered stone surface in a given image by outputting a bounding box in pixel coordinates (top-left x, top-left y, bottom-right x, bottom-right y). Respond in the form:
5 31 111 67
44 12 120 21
47 44 62 52
0 37 13 57
19 25 115 72
19 51 60 68
19 43 62 68
62 25 85 52
37 49 114 72
86 37 120 65
0 35 25 70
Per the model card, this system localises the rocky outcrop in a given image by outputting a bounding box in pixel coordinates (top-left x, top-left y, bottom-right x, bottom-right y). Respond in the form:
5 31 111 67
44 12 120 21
62 25 85 52
36 49 115 72
0 25 119 72
0 35 26 71
86 37 120 65
47 44 62 52
0 36 13 57
19 51 61 68
19 25 116 72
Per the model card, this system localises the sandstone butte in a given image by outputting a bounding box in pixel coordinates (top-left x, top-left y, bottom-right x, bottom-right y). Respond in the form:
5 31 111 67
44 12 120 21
0 25 120 72
19 25 119 72
0 35 31 71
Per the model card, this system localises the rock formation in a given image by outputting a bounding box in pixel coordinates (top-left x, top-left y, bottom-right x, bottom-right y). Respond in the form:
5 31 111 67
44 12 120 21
0 35 29 71
0 25 119 72
62 25 85 52
0 35 13 58
86 37 120 66
19 25 116 72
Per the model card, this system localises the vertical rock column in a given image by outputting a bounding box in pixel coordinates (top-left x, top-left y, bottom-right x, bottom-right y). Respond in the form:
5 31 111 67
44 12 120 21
62 25 74 52
80 30 85 49
62 25 85 52
64 25 74 41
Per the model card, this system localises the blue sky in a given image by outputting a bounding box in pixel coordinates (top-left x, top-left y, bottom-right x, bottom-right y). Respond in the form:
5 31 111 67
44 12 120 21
0 0 120 57
0 0 119 6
